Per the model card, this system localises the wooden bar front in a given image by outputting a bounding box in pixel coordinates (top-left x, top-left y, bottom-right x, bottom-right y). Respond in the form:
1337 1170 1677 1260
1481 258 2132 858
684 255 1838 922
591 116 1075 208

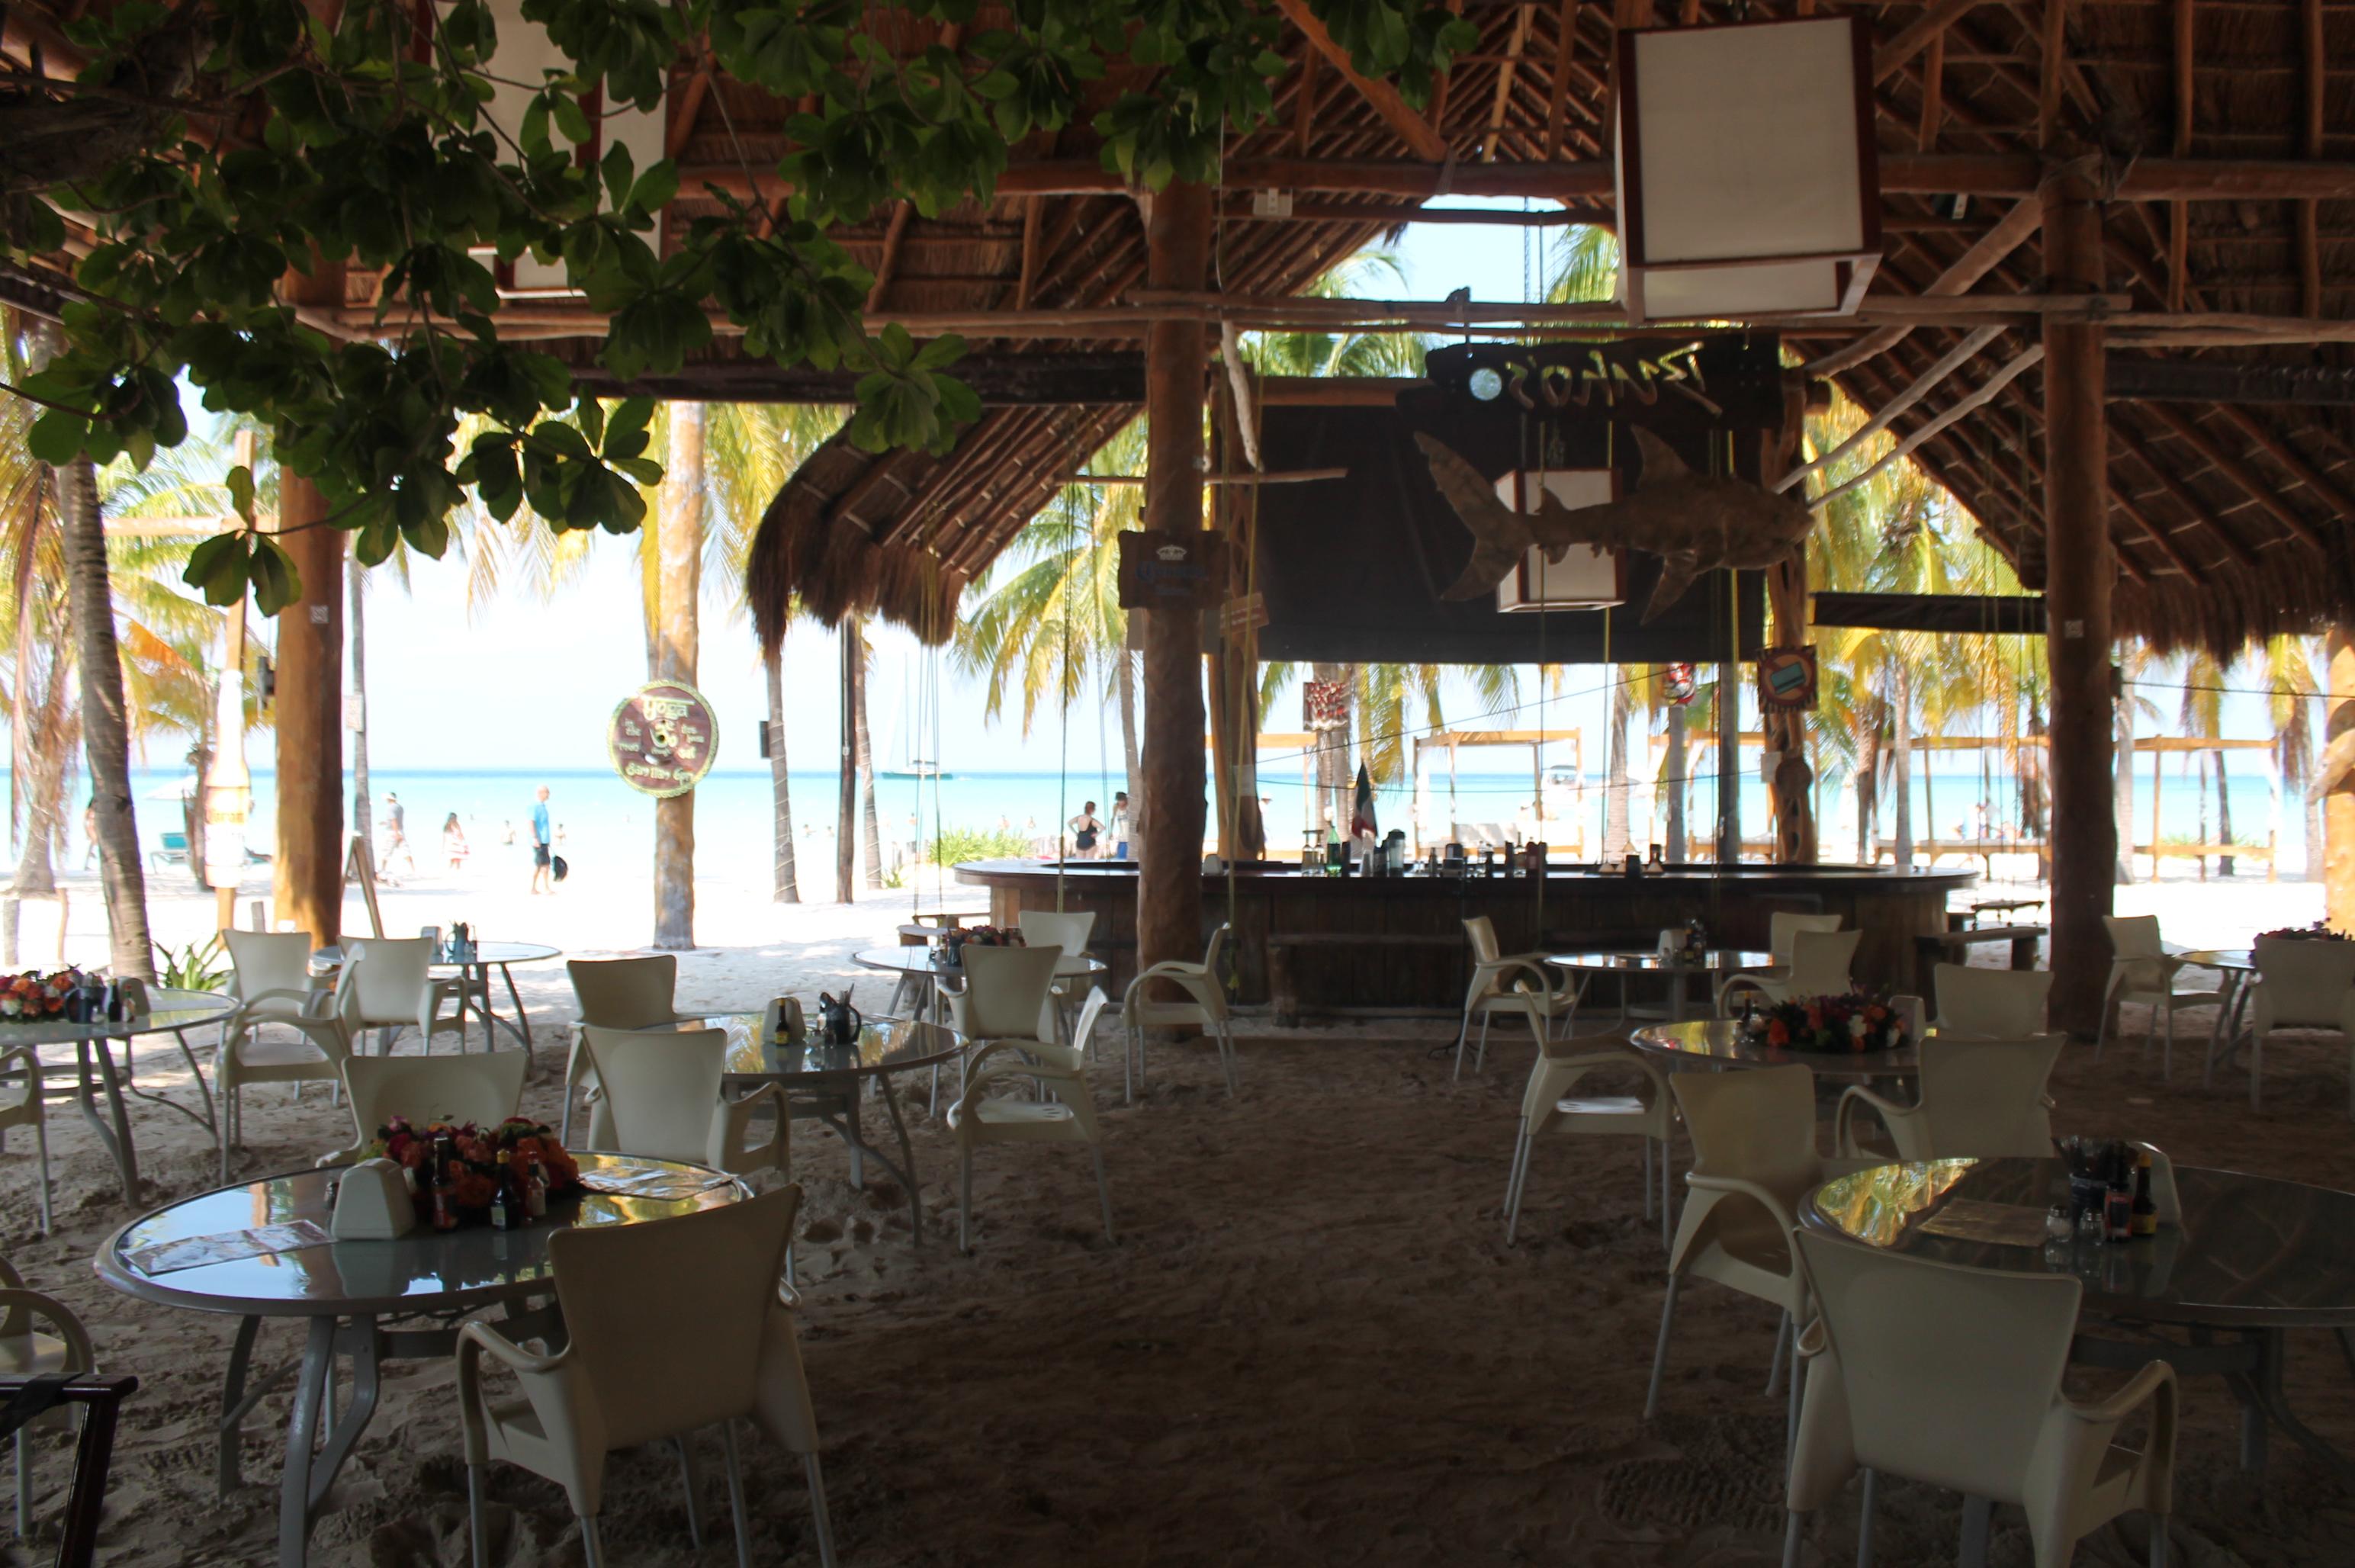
953 860 1975 1017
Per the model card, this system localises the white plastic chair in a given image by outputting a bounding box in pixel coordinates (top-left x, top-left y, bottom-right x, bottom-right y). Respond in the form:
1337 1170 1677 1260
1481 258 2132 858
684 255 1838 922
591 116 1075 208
1768 912 1844 962
1453 915 1582 1079
580 1026 787 1179
217 932 358 1181
324 1051 532 1162
939 943 1059 1110
1933 963 2054 1038
2096 914 2227 1080
0 1049 49 1233
1783 1229 2175 1568
341 937 468 1056
947 1023 1113 1252
1503 1036 1675 1249
457 1186 835 1568
0 1255 93 1537
1717 928 1862 1016
2227 936 2355 1111
1835 1036 2065 1161
1017 909 1097 1043
1121 929 1240 1104
564 956 687 1142
1646 1062 1833 1451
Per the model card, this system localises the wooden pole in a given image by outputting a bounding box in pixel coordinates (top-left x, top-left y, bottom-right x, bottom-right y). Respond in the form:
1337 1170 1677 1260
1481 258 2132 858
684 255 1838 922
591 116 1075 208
271 265 346 944
2328 628 2355 929
2039 154 2116 1038
837 625 858 904
1136 182 1213 978
1765 390 1816 863
652 403 703 949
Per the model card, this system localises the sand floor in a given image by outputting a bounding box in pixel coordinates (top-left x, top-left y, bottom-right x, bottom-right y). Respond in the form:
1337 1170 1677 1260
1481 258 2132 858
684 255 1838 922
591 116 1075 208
3 960 2354 1566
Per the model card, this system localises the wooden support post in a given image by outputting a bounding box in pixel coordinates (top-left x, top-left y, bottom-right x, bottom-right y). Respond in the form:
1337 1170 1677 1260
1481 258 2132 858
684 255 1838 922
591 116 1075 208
2039 154 2116 1039
1137 182 1213 978
2328 628 2355 929
271 263 346 945
1765 390 1815 864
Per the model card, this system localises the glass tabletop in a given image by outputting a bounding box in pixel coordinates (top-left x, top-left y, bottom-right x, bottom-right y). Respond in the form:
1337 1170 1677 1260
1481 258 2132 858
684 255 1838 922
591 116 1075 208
1630 1017 1926 1081
95 1152 744 1319
852 946 1105 979
660 1012 966 1081
1547 949 1774 974
315 941 560 969
0 988 237 1045
2173 948 2254 972
1806 1158 2355 1328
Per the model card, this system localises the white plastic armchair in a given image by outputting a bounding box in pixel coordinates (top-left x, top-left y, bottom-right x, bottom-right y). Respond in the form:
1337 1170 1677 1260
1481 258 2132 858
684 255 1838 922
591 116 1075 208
321 1050 531 1164
580 1026 786 1180
564 956 686 1141
1453 915 1582 1080
0 1255 95 1537
1503 1036 1675 1249
1717 928 1862 1017
0 1047 49 1233
1648 1062 1846 1453
2233 935 2355 1112
218 931 358 1181
1017 909 1097 1043
1836 1035 2065 1162
2098 914 2227 1081
341 938 468 1056
1120 930 1239 1104
1933 963 2055 1037
456 1186 835 1568
946 1037 1113 1251
1767 913 1844 963
1784 1229 2175 1568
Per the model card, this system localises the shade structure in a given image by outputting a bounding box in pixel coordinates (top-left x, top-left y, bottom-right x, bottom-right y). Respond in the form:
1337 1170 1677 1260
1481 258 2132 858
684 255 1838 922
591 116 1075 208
1490 471 1627 614
1614 17 1881 323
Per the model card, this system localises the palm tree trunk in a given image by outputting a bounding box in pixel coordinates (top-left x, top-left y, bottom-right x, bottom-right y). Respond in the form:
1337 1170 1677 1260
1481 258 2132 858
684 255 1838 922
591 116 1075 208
1311 661 1349 837
1665 704 1687 860
1118 647 1142 838
349 554 372 850
651 402 704 949
58 451 152 978
837 623 859 903
2309 766 2325 884
766 634 800 902
1604 680 1632 860
2115 689 2137 884
1891 665 1914 869
1857 701 1882 863
2217 748 2236 875
854 617 883 888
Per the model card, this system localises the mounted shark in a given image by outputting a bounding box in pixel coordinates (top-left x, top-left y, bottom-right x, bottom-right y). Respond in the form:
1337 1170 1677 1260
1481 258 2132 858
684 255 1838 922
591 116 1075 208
1417 427 1817 622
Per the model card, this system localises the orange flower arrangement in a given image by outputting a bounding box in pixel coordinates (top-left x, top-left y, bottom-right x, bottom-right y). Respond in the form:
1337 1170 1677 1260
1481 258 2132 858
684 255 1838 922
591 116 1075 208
1738 991 1910 1055
365 1114 584 1224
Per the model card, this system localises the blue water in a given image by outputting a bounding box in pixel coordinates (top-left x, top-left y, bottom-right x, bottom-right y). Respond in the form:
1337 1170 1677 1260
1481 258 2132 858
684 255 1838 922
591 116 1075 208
79 760 2294 872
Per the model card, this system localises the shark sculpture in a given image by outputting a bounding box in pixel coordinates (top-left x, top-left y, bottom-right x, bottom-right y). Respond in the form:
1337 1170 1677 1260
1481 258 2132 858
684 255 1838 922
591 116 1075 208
1418 426 1817 622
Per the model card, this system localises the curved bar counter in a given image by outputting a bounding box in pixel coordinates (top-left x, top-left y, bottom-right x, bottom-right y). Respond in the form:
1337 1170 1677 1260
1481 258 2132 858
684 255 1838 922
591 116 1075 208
952 860 1977 1018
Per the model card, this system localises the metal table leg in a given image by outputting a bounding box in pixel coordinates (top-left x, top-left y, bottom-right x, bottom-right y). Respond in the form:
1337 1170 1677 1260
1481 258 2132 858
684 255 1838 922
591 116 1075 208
876 1074 924 1242
74 1038 139 1203
124 1027 218 1140
277 1316 336 1567
2245 1328 2350 1475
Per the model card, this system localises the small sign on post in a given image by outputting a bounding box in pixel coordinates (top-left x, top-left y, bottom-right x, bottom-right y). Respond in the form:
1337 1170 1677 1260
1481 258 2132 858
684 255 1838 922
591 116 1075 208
609 681 721 798
1116 530 1226 610
1756 647 1818 711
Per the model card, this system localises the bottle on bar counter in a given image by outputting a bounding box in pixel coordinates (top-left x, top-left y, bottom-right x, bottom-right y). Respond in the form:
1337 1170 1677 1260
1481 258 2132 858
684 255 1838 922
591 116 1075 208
2131 1149 2157 1237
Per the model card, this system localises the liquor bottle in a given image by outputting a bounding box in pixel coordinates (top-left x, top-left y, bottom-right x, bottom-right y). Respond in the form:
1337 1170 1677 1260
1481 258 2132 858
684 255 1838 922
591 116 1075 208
1647 843 1664 872
489 1152 516 1230
525 1155 549 1220
429 1146 460 1232
103 978 124 1023
2131 1150 2157 1237
2103 1142 2134 1242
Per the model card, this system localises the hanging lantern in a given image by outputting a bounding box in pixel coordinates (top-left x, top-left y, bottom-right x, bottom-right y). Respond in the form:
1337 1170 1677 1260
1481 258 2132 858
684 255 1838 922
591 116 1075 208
1614 17 1881 323
1491 470 1627 613
1663 664 1698 706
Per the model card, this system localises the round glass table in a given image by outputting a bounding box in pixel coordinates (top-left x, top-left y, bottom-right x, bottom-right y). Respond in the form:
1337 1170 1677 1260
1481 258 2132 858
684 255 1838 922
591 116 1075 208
5 988 236 1201
1806 1156 2355 1475
1547 949 1774 1024
95 1152 745 1566
1631 1017 1926 1084
651 1012 964 1237
313 940 561 1051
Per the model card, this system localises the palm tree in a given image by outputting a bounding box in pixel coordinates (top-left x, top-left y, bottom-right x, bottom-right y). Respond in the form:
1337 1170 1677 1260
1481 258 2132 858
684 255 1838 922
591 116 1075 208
2178 650 2231 874
2254 636 2321 880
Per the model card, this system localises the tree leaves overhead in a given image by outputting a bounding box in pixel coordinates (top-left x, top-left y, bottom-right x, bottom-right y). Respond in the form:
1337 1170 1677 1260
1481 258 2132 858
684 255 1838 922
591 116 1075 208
8 0 1471 612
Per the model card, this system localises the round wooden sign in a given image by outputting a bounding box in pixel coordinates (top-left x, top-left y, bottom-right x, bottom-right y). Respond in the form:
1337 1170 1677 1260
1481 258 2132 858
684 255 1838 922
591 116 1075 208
608 681 720 798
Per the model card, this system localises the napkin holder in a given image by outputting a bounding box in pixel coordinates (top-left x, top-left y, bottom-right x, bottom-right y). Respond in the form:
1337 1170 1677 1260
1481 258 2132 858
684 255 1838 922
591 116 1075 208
763 997 805 1045
1890 993 1926 1042
331 1159 419 1240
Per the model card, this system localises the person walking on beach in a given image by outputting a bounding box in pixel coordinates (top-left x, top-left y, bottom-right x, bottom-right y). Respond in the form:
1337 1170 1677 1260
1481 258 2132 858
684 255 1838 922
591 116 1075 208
529 785 554 895
380 792 416 881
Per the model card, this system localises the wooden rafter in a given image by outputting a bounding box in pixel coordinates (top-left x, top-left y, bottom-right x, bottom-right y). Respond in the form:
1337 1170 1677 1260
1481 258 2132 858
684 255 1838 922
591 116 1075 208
2303 0 2325 316
1543 0 1578 157
2170 0 2195 310
1807 198 2043 373
1482 2 1528 161
2138 402 2330 553
1875 0 2006 85
1270 0 1450 159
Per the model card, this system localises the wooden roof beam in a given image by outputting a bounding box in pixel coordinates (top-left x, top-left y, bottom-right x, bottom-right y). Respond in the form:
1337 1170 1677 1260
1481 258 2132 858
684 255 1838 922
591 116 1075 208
1807 198 2043 372
2135 401 2331 552
2109 419 2264 567
1876 0 2014 85
1269 0 1451 160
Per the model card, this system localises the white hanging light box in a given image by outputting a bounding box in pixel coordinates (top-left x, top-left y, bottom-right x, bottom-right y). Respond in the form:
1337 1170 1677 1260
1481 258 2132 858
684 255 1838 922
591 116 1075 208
1492 470 1627 612
1614 17 1881 323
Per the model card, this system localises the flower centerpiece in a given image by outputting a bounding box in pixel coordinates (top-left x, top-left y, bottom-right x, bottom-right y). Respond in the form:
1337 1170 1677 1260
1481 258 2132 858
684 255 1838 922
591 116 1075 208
1739 991 1910 1054
365 1114 583 1223
2256 921 2350 942
941 925 1023 966
0 970 82 1023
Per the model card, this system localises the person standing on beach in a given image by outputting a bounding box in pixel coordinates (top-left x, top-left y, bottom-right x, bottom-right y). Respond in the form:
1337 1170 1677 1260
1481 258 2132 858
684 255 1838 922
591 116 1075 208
1110 792 1133 860
380 792 415 880
529 785 554 895
1067 802 1104 860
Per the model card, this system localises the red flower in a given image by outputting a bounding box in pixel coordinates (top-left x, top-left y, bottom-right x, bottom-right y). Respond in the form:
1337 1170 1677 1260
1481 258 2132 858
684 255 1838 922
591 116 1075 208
1765 1018 1790 1046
